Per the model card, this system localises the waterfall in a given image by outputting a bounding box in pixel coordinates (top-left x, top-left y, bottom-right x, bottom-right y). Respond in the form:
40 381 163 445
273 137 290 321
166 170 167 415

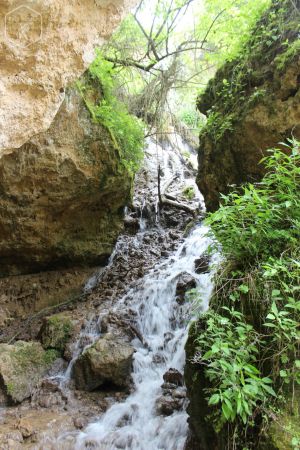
73 225 214 450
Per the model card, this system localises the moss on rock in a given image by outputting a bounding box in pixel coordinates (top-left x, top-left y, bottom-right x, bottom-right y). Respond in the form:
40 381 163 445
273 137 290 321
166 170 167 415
0 341 57 404
40 313 74 353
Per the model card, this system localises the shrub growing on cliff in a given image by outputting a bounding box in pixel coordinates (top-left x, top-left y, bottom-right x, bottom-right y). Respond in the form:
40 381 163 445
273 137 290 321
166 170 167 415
78 53 144 175
194 139 300 447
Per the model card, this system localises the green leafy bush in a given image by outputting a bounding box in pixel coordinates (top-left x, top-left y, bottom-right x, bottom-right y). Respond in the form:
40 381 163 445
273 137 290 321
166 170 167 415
206 140 300 262
194 139 300 441
78 52 144 175
195 307 275 427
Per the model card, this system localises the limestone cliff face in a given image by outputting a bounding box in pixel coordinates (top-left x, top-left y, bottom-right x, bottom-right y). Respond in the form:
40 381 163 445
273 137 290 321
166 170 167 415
0 74 132 275
197 0 300 211
0 0 137 150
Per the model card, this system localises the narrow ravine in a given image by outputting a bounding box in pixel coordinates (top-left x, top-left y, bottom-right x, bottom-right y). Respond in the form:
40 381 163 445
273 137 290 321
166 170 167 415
53 137 215 450
0 135 216 449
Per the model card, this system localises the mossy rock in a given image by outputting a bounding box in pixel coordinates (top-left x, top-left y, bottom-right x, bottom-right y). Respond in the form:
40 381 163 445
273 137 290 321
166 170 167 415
73 333 134 391
261 389 300 450
0 341 58 404
40 313 74 353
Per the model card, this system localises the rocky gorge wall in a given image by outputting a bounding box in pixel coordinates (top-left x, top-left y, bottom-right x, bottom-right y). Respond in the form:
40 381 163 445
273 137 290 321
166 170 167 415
0 72 133 275
0 0 137 150
0 0 140 277
196 0 300 211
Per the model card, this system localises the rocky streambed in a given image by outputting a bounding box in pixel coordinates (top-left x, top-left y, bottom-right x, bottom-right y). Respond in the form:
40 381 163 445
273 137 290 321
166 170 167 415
0 136 215 449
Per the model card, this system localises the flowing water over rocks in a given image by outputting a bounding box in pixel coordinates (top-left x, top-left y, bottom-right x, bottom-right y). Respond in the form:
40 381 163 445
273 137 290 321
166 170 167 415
0 136 215 449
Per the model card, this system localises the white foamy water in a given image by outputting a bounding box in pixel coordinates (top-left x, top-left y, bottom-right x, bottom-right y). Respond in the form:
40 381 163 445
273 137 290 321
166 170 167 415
73 224 214 450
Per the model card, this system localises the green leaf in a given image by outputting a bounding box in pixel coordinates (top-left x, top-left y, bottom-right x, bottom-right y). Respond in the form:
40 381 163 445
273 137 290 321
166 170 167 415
266 313 275 320
222 402 231 421
208 393 220 405
262 384 277 397
238 284 249 294
280 370 288 378
271 302 278 315
271 289 281 297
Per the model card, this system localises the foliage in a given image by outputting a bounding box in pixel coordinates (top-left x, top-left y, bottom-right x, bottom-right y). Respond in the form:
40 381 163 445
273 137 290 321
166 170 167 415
195 307 275 427
275 38 300 71
194 140 300 444
197 0 272 66
206 140 300 262
99 0 274 137
182 186 195 200
197 0 300 147
204 111 235 142
78 53 144 175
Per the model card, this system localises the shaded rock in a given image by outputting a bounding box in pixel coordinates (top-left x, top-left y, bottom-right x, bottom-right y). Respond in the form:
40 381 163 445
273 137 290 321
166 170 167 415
163 368 184 386
32 378 67 409
16 417 36 439
73 333 134 391
124 216 140 233
194 255 210 274
172 387 187 399
0 341 57 404
175 273 197 304
40 313 75 353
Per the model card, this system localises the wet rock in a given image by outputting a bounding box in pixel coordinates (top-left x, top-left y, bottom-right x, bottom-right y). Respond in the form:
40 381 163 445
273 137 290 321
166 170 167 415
124 216 140 233
73 417 88 430
164 332 174 343
39 313 75 353
161 382 178 390
175 273 197 304
4 431 23 443
73 333 134 391
157 374 187 416
156 395 184 416
194 255 210 274
16 417 36 438
0 341 57 404
32 378 67 409
172 387 187 399
152 353 165 364
163 369 184 386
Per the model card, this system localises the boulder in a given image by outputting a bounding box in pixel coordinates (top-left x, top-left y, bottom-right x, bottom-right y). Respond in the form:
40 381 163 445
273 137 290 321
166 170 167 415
194 255 210 274
156 395 184 416
73 333 134 391
175 273 197 304
0 341 57 404
163 368 184 386
40 313 75 353
156 379 187 416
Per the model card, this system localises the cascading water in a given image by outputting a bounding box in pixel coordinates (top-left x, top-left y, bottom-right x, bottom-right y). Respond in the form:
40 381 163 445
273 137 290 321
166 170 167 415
73 225 214 450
